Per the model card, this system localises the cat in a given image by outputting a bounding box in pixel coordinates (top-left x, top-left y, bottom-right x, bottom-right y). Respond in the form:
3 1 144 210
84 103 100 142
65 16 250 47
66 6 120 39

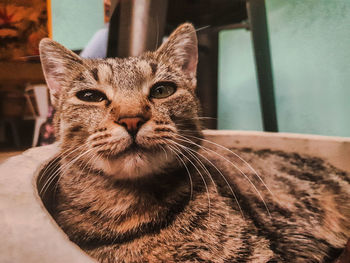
39 23 350 263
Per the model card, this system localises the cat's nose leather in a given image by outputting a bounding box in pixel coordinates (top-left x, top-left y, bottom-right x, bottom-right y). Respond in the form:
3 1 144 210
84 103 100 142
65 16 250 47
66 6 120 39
117 117 145 136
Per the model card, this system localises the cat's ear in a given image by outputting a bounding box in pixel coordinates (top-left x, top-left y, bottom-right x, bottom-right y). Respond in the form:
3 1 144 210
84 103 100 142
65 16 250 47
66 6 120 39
156 23 198 79
39 38 84 106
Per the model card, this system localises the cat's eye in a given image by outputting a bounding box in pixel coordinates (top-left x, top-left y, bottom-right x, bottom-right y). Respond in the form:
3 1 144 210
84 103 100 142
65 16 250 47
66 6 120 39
76 89 107 102
149 82 177 99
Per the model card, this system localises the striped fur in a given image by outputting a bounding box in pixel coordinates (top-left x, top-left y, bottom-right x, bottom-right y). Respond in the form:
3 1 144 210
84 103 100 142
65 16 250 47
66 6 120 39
39 24 350 262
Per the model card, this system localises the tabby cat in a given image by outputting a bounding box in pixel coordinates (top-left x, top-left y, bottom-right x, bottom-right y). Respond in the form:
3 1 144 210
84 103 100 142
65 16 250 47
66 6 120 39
39 23 350 262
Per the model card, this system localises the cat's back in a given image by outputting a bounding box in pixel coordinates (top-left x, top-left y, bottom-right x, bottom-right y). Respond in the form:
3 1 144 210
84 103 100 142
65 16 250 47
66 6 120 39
205 146 350 262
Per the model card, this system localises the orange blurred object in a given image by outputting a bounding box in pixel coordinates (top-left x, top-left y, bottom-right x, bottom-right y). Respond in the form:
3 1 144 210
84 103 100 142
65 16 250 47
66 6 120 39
104 0 111 23
0 0 49 61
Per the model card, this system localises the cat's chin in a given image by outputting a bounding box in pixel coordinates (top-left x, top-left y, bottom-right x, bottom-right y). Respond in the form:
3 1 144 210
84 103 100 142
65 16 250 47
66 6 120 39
91 147 177 179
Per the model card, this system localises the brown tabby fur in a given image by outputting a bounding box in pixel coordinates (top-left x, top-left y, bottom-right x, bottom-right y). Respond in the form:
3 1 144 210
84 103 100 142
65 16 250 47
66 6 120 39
39 24 350 263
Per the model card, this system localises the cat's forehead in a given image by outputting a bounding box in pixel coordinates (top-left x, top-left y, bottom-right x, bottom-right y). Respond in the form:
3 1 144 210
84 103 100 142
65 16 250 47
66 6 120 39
113 57 155 76
83 55 174 91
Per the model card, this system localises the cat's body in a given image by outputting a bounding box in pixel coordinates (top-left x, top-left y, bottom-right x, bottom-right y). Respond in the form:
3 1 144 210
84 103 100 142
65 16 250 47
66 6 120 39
39 24 350 263
54 146 350 263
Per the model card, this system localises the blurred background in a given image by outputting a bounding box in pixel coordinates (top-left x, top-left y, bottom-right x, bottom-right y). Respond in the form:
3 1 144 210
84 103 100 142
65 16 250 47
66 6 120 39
0 0 349 160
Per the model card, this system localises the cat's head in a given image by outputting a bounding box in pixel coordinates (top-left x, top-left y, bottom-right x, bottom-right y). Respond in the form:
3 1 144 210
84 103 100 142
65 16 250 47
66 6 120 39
39 23 202 179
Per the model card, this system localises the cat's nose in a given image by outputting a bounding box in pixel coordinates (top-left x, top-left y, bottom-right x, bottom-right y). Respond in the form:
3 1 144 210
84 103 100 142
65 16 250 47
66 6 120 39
117 117 145 136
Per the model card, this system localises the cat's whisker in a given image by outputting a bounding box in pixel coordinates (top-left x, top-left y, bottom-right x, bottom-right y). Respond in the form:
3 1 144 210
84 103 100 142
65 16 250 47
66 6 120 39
155 16 159 51
177 128 274 197
167 143 212 218
40 162 64 196
169 138 245 218
18 55 40 59
159 144 169 160
80 146 102 174
38 144 83 184
63 148 98 172
102 146 113 173
178 116 217 121
167 141 231 261
184 134 275 199
174 134 271 217
166 146 194 200
174 127 203 136
40 167 61 196
168 143 208 203
41 158 74 197
39 155 61 185
41 147 96 196
169 139 217 192
85 150 105 186
193 117 217 120
50 146 89 196
76 151 103 195
60 144 95 174
39 144 89 195
174 142 217 197
67 150 100 196
195 25 211 32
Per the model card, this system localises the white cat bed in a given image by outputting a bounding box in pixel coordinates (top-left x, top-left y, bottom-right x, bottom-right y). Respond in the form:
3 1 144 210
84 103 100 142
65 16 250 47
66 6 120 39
1 130 349 263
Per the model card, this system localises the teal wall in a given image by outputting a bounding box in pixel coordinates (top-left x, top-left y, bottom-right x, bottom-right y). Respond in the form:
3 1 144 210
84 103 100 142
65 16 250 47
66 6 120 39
51 0 104 50
218 29 263 131
218 0 350 137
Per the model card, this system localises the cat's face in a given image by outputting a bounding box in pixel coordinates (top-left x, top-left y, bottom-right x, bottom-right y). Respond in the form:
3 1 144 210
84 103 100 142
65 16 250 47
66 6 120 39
39 23 202 179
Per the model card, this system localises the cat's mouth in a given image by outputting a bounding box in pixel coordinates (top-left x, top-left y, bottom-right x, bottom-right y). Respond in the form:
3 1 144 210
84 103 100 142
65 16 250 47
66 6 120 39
93 131 171 162
122 142 144 155
102 141 150 160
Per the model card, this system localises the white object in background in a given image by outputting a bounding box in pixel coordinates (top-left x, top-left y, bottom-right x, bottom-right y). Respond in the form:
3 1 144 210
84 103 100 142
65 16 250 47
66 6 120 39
24 84 49 147
80 24 109 59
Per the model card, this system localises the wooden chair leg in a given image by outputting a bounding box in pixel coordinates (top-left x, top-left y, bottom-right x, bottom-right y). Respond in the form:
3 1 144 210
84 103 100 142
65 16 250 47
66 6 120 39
8 119 21 148
247 0 278 132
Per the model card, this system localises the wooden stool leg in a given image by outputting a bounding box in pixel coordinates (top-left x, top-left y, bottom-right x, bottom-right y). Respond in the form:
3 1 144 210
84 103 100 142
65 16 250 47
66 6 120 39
8 120 21 148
